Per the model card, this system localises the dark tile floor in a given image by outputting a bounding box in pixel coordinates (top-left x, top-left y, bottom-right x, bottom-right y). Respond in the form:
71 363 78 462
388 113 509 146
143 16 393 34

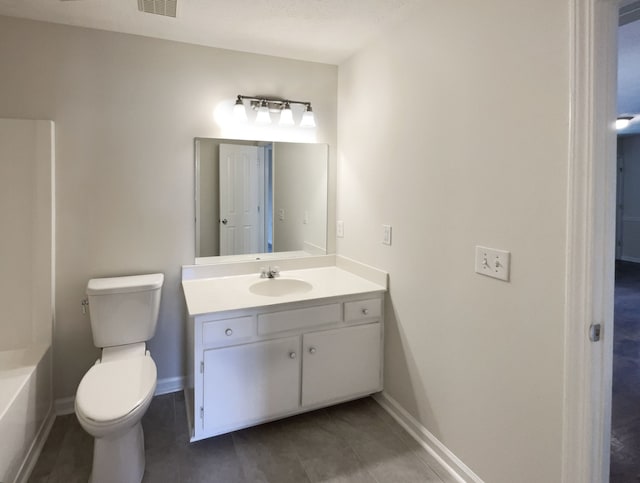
611 261 640 482
28 393 455 483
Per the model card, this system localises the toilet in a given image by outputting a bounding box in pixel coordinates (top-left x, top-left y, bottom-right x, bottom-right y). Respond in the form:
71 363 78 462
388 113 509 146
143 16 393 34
75 273 164 483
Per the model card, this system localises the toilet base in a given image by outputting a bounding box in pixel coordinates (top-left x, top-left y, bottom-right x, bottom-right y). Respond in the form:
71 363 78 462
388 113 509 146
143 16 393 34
90 421 145 483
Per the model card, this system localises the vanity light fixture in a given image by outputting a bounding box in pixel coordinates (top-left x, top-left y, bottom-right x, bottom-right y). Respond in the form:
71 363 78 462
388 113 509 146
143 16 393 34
233 95 316 128
616 115 634 130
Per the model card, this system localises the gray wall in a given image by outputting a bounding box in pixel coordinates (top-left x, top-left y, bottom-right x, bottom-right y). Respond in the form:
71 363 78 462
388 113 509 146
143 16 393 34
0 15 338 399
337 2 569 482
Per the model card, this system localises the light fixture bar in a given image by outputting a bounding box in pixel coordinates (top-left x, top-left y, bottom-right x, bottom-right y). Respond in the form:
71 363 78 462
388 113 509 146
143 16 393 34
234 95 316 127
236 95 311 108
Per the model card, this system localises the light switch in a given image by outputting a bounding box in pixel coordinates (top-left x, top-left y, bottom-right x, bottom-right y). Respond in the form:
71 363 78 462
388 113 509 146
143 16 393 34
475 246 510 281
303 211 309 224
336 220 344 238
382 225 392 245
278 209 285 221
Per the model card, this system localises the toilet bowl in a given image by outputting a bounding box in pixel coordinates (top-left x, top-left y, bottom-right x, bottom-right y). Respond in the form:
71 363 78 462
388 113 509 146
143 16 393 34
75 346 157 483
75 273 163 483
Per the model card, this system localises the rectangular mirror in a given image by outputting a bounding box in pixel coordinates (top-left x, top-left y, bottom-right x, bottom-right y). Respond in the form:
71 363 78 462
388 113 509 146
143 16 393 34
195 138 328 262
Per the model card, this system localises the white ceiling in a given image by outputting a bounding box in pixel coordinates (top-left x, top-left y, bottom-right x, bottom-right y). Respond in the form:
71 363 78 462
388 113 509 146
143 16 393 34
0 0 424 65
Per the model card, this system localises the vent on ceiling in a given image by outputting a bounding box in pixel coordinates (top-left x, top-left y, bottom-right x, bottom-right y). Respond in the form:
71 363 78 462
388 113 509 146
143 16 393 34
137 0 177 18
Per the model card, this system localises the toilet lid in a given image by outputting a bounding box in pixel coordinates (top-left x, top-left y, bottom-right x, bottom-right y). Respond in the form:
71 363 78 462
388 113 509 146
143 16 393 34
76 356 157 423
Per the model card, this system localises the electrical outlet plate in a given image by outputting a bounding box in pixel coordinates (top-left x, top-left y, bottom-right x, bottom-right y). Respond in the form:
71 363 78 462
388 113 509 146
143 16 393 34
475 246 510 281
336 220 344 238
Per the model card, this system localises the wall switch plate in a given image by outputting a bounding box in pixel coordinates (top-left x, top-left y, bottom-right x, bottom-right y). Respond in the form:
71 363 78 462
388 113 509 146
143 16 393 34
303 211 309 224
336 220 344 238
382 225 392 245
475 246 510 281
278 209 285 221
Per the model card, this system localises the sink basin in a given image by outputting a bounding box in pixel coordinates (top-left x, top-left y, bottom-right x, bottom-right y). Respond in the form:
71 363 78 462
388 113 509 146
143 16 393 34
249 278 313 297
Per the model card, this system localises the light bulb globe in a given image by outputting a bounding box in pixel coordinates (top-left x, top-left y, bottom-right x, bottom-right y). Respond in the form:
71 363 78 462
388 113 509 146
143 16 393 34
300 105 316 128
279 104 294 126
256 101 271 124
233 99 247 122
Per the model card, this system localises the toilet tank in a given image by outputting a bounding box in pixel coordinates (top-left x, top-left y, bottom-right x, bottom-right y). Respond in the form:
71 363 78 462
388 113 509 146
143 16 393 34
86 273 164 348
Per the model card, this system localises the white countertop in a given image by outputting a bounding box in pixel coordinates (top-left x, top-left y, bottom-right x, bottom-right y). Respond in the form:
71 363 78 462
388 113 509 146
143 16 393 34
182 265 386 315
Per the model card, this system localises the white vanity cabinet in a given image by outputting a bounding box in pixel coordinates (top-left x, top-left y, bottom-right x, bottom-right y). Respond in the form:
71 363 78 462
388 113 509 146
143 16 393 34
186 293 384 442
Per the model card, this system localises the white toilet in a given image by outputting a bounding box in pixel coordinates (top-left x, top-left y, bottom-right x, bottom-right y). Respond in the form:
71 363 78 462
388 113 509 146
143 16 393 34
75 273 164 483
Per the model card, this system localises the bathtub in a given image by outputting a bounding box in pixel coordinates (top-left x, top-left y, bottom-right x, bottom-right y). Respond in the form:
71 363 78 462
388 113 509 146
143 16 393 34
0 344 53 483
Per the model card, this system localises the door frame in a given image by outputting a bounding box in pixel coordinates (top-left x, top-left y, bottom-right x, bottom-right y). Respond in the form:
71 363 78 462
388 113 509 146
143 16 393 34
616 154 624 259
564 0 619 481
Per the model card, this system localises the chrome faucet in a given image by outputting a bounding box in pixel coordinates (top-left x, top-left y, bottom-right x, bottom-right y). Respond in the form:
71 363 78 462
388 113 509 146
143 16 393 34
260 266 280 279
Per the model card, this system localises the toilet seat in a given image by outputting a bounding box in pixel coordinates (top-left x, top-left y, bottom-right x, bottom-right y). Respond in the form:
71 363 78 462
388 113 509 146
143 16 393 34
76 355 157 423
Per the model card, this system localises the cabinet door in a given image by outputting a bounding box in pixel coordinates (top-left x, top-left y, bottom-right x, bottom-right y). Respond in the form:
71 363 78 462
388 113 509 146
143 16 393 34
302 322 382 407
203 336 300 434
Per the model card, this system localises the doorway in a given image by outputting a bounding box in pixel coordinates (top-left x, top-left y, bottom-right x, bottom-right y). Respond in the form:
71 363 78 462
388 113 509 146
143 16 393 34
610 3 640 481
611 141 640 482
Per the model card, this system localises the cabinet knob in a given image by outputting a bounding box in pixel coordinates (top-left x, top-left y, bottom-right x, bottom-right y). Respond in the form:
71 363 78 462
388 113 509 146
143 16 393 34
361 308 369 315
289 352 297 359
225 328 233 336
309 347 317 354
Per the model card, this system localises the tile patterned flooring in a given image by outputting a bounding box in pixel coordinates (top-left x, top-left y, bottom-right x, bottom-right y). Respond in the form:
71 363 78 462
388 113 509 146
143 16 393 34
28 394 455 483
611 261 640 482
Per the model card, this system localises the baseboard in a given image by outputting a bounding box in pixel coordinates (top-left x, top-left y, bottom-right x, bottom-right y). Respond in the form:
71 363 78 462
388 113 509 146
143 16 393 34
373 392 484 483
620 255 640 264
54 376 186 416
155 376 185 396
15 404 56 483
54 396 75 415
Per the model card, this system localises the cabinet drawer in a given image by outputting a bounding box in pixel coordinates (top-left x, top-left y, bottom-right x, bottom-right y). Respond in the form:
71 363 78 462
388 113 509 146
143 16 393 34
344 298 381 321
203 316 256 348
258 303 342 335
